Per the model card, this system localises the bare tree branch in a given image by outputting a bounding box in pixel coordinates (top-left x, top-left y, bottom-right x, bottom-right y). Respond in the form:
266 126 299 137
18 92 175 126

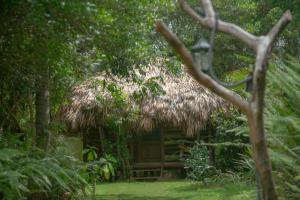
268 10 293 45
201 0 214 18
156 1 292 200
155 21 249 114
179 0 259 51
248 11 292 200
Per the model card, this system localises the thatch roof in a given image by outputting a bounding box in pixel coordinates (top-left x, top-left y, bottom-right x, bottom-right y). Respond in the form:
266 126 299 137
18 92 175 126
61 61 226 136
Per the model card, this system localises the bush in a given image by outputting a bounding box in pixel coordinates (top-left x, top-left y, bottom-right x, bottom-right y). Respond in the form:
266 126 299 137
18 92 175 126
184 143 219 182
212 108 249 172
83 147 117 183
0 146 88 200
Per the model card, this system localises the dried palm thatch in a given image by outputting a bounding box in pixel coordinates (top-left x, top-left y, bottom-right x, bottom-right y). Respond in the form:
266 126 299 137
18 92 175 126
61 61 227 136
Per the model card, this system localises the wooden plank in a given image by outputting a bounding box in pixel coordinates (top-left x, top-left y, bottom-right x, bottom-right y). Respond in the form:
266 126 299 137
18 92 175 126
160 128 165 177
133 169 161 172
160 128 165 163
134 177 160 180
133 162 183 169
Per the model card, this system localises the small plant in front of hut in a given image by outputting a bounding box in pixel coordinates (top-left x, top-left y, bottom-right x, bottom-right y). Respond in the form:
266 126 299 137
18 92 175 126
184 143 219 183
212 108 250 173
84 147 117 182
83 147 117 199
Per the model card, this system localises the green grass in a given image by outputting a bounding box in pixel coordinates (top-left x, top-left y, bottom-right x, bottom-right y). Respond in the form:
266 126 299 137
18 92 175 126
96 180 255 200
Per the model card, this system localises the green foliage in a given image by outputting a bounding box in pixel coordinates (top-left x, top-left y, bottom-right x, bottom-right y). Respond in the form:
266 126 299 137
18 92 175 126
212 109 250 172
228 57 300 199
256 0 300 56
169 0 299 79
83 147 117 200
184 143 219 182
234 153 256 182
223 68 252 94
96 181 256 200
0 146 88 200
104 115 131 179
0 0 175 145
0 1 299 198
83 147 117 182
264 57 300 199
0 0 100 143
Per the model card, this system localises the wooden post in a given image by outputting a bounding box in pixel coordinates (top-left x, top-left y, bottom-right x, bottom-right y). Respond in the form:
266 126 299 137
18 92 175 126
160 128 165 177
98 127 104 154
208 123 215 166
155 0 292 199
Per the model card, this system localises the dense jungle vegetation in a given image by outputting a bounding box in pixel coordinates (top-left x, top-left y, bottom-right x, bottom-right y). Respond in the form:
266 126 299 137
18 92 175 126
0 0 299 199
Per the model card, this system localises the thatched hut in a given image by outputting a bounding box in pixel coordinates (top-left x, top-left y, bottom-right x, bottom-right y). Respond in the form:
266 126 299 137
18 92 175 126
61 61 226 179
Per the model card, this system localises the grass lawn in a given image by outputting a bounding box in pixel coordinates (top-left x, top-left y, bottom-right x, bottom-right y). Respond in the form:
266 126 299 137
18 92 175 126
95 180 255 200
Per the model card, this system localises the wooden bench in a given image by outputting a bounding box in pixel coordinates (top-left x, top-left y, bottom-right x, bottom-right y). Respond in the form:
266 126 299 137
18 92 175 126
131 162 184 180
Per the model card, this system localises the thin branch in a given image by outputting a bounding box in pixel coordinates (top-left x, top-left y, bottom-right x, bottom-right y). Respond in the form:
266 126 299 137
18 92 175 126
155 20 249 114
201 0 214 18
179 0 259 51
251 10 292 108
267 10 293 45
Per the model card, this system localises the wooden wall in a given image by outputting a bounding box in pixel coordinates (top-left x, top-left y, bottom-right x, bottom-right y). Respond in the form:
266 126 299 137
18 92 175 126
131 125 194 166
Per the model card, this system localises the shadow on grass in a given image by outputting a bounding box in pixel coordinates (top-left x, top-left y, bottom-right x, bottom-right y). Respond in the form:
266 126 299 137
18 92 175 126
95 194 193 200
169 182 219 192
95 181 255 200
168 181 255 200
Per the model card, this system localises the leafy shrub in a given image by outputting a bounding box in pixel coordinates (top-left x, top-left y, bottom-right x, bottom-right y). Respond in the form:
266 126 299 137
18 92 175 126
212 108 249 172
83 147 117 199
184 143 219 182
0 146 88 200
83 147 117 182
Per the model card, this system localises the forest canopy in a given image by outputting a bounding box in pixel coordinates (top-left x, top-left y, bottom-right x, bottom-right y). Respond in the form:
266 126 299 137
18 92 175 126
0 0 299 199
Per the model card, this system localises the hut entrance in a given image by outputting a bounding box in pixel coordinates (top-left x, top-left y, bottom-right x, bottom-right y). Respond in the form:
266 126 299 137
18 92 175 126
136 140 161 162
131 126 193 180
133 128 161 163
131 128 164 180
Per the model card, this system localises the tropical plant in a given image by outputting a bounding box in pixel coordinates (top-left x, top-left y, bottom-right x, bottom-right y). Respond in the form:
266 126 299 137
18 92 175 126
83 147 117 182
0 146 88 200
264 57 300 199
184 143 219 182
83 147 117 199
212 108 250 172
231 57 300 199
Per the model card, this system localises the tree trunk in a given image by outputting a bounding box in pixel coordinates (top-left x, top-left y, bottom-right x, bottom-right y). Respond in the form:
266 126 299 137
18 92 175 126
155 2 292 198
35 67 50 150
247 111 276 199
28 95 35 147
247 56 277 199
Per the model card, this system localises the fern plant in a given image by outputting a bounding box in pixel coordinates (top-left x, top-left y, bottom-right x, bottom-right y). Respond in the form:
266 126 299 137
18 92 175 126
264 57 300 199
0 144 88 200
233 57 300 199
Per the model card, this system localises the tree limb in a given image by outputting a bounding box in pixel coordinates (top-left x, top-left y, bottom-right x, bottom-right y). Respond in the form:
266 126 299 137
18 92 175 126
179 0 259 51
156 1 292 199
267 10 292 45
155 21 249 114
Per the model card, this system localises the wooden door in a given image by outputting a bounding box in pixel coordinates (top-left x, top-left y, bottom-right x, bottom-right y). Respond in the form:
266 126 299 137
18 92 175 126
134 128 161 163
